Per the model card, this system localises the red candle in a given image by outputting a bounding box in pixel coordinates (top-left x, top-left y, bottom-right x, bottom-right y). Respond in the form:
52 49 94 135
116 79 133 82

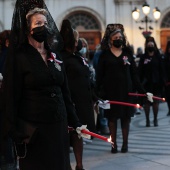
128 93 166 102
152 96 166 101
81 129 110 142
68 127 111 143
108 101 142 108
128 93 145 97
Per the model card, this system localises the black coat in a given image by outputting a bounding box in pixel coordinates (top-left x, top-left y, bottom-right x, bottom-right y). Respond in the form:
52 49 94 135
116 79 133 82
61 51 96 132
96 49 145 119
3 44 80 170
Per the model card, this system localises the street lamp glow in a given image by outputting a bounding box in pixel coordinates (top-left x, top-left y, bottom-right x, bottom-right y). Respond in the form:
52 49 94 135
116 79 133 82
153 7 161 20
131 2 161 38
142 2 150 15
132 7 140 20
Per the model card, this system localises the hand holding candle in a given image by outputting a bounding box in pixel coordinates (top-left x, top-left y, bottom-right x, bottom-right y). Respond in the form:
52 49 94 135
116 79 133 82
128 93 166 102
146 92 153 103
69 127 112 143
81 129 112 143
98 100 142 109
97 100 110 109
76 125 91 139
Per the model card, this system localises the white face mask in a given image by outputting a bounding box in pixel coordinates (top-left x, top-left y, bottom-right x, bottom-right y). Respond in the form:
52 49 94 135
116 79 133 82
79 47 87 55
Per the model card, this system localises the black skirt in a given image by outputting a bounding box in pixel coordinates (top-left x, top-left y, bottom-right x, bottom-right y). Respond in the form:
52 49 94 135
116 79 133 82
18 120 70 170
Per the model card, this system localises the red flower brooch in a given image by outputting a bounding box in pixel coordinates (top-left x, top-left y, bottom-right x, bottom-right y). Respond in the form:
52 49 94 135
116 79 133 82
144 58 152 64
48 52 63 71
123 56 131 65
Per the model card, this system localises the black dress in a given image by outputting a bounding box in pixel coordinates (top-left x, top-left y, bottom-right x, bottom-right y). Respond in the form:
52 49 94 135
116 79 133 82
4 44 80 170
138 53 165 96
61 51 96 132
96 49 145 119
164 55 170 110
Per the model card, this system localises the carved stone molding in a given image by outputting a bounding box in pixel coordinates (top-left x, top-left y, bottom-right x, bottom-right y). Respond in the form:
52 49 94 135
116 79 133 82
114 0 145 5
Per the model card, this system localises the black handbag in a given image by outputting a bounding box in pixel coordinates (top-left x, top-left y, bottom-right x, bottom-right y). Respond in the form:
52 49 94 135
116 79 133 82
16 118 38 144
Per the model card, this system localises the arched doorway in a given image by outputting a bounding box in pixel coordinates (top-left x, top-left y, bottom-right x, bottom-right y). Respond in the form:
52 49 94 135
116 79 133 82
160 11 170 52
66 12 101 51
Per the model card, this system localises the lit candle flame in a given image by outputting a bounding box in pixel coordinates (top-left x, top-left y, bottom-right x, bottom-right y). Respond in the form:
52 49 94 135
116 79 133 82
136 104 140 108
162 98 166 101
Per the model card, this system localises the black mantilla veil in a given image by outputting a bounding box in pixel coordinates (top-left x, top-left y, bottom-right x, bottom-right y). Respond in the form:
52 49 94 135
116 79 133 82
60 19 75 53
101 23 132 55
144 36 160 55
101 23 130 51
10 0 63 51
2 0 63 138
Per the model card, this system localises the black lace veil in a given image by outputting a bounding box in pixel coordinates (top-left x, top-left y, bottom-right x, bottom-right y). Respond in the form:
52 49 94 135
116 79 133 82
101 23 129 50
60 19 75 53
10 0 63 51
144 36 160 55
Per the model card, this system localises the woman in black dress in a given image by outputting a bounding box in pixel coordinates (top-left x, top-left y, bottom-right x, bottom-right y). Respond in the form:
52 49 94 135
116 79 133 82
163 41 170 116
60 19 97 170
2 1 86 170
138 37 165 127
95 24 151 153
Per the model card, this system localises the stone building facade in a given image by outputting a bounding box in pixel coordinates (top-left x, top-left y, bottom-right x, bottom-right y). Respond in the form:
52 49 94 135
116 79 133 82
0 0 170 53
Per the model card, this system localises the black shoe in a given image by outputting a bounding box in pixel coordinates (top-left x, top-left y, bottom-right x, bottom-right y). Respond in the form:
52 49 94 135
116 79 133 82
111 144 118 153
135 111 141 115
121 144 128 153
167 112 170 116
154 119 158 126
75 166 85 170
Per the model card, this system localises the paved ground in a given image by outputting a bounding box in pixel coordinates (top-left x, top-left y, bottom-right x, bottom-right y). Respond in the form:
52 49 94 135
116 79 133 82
70 102 170 170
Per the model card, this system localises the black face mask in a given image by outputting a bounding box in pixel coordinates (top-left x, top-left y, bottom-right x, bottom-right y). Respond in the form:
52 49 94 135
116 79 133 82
31 25 48 43
112 39 123 48
147 47 155 52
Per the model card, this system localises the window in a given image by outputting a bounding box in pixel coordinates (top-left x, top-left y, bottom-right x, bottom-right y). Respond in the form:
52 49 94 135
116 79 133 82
67 12 100 30
161 12 170 28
